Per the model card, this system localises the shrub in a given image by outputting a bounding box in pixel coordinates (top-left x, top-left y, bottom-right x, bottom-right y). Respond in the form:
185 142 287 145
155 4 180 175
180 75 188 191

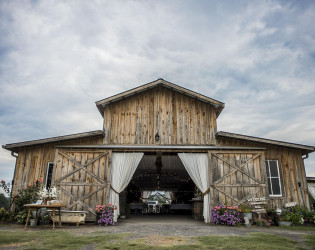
0 207 14 222
211 205 241 226
96 204 116 226
256 218 271 227
13 179 43 212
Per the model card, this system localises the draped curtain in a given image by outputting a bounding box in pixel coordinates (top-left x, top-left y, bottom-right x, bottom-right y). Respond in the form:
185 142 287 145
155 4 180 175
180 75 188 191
178 153 211 223
308 183 315 201
109 152 144 222
164 191 174 204
141 191 152 202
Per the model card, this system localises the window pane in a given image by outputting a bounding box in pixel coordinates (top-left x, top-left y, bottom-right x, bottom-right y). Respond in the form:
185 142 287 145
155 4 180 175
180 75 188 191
269 161 279 177
271 178 281 195
265 161 270 177
267 178 272 194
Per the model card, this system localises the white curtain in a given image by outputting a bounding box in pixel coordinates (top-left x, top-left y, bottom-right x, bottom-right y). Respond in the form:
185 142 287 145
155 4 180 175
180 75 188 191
178 153 210 223
141 191 152 202
164 191 174 204
308 183 315 200
109 152 144 222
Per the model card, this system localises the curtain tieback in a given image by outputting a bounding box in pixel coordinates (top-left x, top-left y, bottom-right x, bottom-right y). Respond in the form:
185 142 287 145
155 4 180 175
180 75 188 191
203 188 210 196
110 185 120 194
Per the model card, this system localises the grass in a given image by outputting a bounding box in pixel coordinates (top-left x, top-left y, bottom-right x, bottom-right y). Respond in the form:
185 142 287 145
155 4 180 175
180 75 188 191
304 234 315 250
1 230 313 249
274 225 315 232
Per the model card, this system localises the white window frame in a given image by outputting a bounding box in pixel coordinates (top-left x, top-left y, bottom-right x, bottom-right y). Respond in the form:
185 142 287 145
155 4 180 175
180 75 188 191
45 162 54 189
265 160 282 197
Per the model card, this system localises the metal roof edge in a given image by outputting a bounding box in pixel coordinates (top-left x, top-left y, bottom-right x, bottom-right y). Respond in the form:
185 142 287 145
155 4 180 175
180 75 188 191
216 131 315 152
2 130 105 150
55 145 266 150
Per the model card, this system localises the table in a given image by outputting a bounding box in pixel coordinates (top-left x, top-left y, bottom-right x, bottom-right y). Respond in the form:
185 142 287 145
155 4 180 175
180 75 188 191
24 204 65 230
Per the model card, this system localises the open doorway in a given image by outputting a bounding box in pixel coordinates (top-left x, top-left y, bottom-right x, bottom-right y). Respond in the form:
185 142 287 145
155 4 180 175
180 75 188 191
119 153 197 220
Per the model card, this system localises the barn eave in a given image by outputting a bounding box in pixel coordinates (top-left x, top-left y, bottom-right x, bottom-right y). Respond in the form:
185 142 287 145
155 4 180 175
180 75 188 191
2 130 105 152
216 131 315 154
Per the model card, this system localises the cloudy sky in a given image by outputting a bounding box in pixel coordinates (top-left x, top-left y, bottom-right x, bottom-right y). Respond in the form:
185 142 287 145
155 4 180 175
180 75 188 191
0 0 314 188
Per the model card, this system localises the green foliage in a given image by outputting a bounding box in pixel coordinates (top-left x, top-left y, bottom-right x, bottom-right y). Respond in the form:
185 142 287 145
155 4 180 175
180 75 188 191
0 194 9 209
292 206 315 224
0 180 11 196
12 180 42 212
0 207 13 222
14 209 28 224
239 204 252 213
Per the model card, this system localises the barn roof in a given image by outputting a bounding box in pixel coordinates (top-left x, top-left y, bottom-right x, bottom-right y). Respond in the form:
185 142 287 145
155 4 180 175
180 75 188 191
2 130 104 151
216 131 315 154
95 78 225 117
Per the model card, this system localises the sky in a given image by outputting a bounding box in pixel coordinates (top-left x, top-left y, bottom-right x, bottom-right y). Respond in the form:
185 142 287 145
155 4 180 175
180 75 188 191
0 0 314 190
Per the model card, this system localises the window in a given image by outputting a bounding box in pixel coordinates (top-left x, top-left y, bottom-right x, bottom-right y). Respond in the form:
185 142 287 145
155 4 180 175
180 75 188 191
265 160 282 196
45 162 54 189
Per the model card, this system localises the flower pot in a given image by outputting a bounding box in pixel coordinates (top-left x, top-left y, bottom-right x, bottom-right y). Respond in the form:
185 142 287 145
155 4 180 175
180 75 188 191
242 213 252 220
278 221 291 227
30 219 36 226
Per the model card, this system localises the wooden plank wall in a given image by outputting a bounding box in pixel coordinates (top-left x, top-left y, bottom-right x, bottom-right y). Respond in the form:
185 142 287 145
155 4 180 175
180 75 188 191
53 149 111 220
11 136 103 198
103 86 217 145
217 137 310 209
209 151 266 206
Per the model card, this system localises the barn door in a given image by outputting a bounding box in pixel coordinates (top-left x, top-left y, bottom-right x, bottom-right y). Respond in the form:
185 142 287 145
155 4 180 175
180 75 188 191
52 149 111 219
209 151 267 206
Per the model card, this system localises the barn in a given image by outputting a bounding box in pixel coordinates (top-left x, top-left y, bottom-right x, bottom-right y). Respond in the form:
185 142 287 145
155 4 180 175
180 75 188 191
3 78 315 222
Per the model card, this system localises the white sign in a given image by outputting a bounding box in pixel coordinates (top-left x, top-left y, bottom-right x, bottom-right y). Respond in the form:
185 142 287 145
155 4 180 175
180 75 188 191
247 197 266 202
284 202 297 208
253 208 266 214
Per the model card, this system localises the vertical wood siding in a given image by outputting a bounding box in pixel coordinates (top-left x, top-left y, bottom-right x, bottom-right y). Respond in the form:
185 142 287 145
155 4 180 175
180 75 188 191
103 86 217 145
208 151 266 206
217 137 310 209
11 136 103 199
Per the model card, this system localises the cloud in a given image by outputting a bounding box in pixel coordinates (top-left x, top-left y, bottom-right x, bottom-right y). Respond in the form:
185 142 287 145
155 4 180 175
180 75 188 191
0 0 314 185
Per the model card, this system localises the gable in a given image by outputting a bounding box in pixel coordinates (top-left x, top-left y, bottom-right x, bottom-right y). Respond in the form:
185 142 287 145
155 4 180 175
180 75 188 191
96 78 225 117
102 86 218 145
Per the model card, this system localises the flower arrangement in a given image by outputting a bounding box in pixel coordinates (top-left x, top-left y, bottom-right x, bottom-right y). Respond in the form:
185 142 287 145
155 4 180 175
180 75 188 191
256 218 271 227
211 205 241 226
239 204 252 213
38 186 60 199
96 204 117 226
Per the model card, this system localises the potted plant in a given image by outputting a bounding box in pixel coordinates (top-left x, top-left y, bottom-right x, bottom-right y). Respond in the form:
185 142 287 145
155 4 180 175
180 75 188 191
256 218 271 227
240 204 253 220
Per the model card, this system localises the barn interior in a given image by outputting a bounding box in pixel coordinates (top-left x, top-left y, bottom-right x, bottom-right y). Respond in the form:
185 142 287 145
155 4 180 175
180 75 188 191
120 153 197 219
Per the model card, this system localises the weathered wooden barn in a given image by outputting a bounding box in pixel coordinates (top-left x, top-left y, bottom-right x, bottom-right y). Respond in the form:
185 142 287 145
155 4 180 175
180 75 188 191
3 79 315 222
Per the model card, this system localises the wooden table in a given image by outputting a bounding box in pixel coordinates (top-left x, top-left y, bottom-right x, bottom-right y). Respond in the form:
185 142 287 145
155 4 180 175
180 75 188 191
24 204 65 230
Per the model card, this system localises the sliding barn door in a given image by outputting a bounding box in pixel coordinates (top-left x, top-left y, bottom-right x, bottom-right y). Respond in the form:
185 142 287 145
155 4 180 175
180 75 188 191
209 151 267 206
53 149 111 219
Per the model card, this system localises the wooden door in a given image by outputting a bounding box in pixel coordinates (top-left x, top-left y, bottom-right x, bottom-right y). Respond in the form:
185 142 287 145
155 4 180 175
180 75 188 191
53 149 111 219
209 151 267 206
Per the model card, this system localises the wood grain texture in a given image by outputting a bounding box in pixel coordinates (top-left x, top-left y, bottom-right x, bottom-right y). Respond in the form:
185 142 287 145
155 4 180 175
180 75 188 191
217 137 310 209
102 86 217 145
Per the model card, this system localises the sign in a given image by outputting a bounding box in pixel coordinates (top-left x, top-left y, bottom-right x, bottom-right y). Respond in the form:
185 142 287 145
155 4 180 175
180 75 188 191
284 202 297 208
247 197 266 202
252 208 266 214
248 202 267 205
254 205 262 209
